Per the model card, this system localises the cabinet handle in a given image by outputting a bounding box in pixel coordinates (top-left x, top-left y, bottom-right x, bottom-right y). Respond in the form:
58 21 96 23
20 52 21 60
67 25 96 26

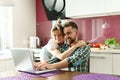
90 56 105 58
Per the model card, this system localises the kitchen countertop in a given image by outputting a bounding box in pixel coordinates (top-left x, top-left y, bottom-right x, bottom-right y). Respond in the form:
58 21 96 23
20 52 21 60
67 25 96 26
91 48 120 53
0 49 12 60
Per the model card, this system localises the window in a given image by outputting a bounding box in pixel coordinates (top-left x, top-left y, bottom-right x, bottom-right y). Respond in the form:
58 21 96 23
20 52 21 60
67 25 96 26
0 6 13 50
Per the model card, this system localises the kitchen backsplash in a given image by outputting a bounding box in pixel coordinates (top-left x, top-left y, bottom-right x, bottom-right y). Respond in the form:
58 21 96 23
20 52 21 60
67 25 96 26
68 15 120 44
37 15 120 46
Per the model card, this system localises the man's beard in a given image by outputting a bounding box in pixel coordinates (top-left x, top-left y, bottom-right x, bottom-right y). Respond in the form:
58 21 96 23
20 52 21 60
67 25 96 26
66 37 76 45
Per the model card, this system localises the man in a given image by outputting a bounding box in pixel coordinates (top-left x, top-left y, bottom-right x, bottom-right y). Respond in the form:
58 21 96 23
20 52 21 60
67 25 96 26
35 21 91 72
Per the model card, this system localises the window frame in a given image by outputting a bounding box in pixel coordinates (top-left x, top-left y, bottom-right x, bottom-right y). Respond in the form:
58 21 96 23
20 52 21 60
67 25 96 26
0 6 13 50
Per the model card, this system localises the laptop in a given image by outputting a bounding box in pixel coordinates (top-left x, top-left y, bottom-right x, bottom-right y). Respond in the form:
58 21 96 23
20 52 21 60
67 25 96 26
11 48 57 74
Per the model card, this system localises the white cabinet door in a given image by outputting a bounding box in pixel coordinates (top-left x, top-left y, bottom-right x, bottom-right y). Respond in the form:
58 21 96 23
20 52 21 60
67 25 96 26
66 0 106 18
0 60 6 72
90 53 112 74
106 0 120 14
6 59 15 71
0 59 15 72
112 54 120 75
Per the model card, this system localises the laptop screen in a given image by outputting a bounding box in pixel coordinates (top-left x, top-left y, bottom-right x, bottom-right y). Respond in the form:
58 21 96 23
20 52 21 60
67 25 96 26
11 48 36 73
11 48 58 74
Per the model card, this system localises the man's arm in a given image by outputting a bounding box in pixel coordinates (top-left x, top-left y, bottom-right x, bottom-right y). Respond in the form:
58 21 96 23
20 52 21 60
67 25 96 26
66 45 91 66
36 59 68 70
47 59 68 69
37 45 90 70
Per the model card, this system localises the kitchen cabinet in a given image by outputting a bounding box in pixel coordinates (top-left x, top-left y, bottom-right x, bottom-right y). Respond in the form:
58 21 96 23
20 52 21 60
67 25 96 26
106 0 120 15
0 60 6 72
66 0 106 18
90 49 120 75
90 53 113 74
5 59 15 71
0 49 15 72
66 0 120 18
112 54 120 75
0 59 15 72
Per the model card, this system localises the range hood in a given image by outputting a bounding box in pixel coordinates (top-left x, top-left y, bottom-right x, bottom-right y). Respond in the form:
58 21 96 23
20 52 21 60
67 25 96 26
42 0 69 20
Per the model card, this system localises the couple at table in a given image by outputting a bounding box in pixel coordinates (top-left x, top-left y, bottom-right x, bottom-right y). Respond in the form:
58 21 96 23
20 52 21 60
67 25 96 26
34 19 91 72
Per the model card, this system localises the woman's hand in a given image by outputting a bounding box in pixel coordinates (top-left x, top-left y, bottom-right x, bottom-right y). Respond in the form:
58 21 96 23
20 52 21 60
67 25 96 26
75 40 86 47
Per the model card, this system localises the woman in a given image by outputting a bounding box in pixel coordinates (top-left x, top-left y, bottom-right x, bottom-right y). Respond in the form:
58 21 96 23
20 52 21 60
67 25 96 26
40 19 65 62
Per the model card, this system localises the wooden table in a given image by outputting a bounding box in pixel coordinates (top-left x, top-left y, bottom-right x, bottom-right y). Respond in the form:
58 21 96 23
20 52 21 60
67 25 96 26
35 71 83 80
0 69 83 80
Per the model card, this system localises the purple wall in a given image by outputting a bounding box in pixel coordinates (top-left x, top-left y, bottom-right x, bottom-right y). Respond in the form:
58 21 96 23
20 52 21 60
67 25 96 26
36 0 120 46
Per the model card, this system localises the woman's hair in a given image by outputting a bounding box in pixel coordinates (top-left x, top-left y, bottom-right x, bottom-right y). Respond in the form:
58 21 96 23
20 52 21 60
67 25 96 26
51 18 64 36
